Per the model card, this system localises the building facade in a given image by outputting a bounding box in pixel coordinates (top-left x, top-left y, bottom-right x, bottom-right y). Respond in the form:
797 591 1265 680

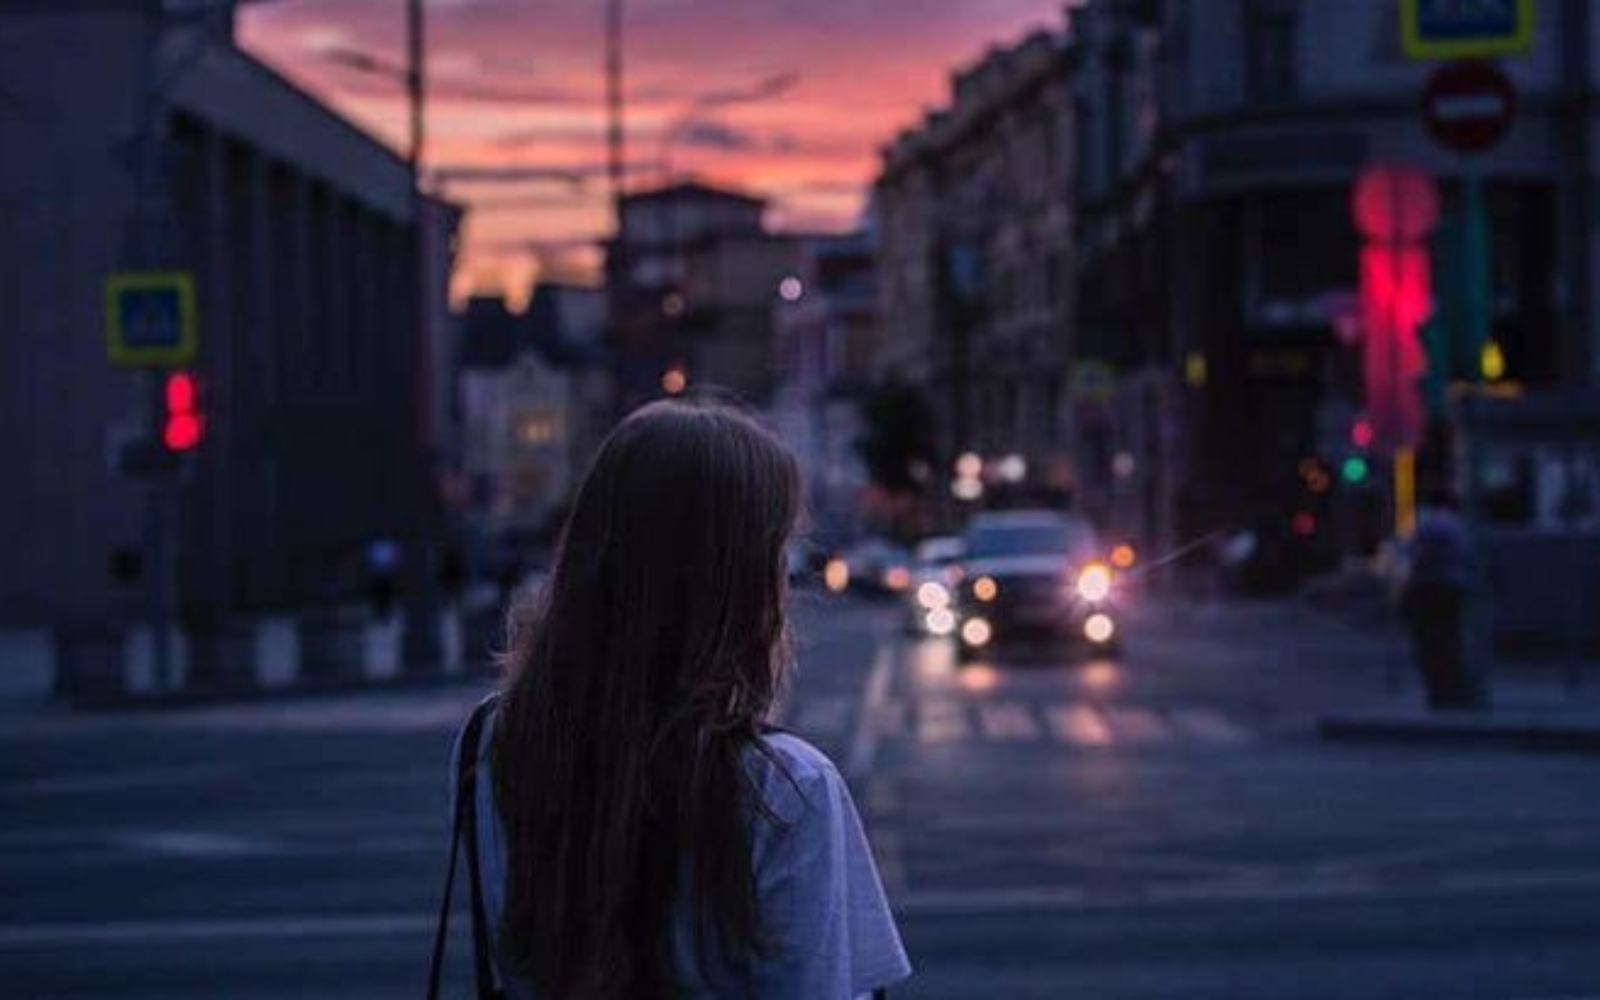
1071 0 1600 561
456 284 610 548
0 3 457 675
604 182 799 409
770 232 879 541
874 30 1077 490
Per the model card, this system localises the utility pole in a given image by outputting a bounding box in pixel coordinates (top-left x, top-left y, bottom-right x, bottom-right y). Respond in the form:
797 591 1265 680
1559 0 1593 385
605 0 633 420
606 0 625 217
407 0 425 176
403 0 444 673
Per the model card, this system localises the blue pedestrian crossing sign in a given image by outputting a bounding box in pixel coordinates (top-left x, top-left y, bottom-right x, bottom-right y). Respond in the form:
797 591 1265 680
105 271 197 367
1401 0 1535 61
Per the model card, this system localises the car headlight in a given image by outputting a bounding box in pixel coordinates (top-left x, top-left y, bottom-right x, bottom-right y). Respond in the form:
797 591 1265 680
1084 612 1116 644
972 576 999 602
1076 563 1113 602
916 580 951 609
823 558 850 592
960 616 993 647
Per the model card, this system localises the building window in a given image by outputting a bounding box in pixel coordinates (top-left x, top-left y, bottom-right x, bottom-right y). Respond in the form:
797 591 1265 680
1074 96 1095 203
516 410 559 446
1244 0 1298 103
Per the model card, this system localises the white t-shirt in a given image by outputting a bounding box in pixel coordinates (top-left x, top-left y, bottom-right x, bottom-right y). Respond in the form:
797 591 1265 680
452 704 912 999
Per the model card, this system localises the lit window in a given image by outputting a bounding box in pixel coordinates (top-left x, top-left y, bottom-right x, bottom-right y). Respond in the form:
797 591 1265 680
517 412 558 445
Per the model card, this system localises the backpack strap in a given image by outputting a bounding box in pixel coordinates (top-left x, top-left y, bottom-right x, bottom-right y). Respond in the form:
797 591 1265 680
426 695 501 1000
462 699 500 997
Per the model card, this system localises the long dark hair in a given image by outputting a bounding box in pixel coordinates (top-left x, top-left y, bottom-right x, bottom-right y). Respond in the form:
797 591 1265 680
491 398 801 997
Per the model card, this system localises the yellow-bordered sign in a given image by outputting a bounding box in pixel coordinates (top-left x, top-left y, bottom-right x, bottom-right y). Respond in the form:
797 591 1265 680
1400 0 1535 61
105 271 197 367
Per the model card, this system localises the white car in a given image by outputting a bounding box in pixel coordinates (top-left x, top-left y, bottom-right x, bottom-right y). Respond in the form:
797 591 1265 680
904 535 966 634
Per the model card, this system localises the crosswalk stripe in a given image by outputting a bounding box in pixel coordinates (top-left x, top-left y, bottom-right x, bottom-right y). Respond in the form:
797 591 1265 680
976 702 1042 741
1044 704 1114 746
1169 707 1251 743
917 701 970 744
792 696 853 736
872 698 1253 749
872 699 909 738
1102 707 1173 744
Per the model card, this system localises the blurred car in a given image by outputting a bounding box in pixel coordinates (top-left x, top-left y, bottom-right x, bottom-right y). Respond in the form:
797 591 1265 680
841 537 914 596
904 535 967 635
949 509 1123 660
785 539 827 586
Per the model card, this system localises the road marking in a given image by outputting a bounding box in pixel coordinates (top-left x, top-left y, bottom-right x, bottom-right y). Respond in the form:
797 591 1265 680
17 864 1600 949
873 828 908 895
1 763 237 798
165 690 489 734
1102 707 1173 744
0 914 435 948
916 700 970 744
116 830 275 858
890 866 1600 917
864 775 900 815
845 642 895 778
871 698 909 739
976 701 1041 741
1045 704 1114 746
1169 707 1251 744
792 695 853 736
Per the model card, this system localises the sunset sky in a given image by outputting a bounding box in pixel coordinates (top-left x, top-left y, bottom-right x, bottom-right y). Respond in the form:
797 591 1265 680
238 0 1070 304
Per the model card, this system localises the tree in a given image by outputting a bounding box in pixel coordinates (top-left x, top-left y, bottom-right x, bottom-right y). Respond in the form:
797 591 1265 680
855 381 936 495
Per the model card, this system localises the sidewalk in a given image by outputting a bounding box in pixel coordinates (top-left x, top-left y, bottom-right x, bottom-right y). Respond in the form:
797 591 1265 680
0 607 498 712
1317 657 1600 754
1286 565 1600 754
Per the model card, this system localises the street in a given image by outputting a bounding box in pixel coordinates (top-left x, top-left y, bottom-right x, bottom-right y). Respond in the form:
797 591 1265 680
3 592 1599 999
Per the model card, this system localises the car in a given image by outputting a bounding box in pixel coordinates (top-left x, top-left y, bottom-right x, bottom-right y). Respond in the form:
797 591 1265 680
840 537 914 596
904 535 967 635
785 539 828 586
948 509 1123 660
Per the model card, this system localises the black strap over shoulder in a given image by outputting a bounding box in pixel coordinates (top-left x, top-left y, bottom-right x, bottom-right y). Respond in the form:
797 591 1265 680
428 703 889 1000
426 695 503 1000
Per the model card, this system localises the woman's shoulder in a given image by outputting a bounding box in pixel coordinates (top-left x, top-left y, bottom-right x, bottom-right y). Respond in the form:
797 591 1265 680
755 729 841 779
745 730 848 824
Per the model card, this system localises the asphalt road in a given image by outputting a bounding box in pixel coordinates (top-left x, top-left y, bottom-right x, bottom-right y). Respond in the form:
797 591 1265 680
2 590 1598 999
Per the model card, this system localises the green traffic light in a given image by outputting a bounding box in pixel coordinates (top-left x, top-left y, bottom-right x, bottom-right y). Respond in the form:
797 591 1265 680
1341 456 1370 484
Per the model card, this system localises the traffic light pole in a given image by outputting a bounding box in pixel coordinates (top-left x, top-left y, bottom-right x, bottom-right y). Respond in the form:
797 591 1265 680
130 12 211 693
1460 158 1493 702
136 32 177 694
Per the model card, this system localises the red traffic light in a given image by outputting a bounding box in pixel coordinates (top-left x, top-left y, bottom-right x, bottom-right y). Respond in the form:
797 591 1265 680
1351 418 1375 450
163 371 204 453
165 372 198 412
164 413 203 451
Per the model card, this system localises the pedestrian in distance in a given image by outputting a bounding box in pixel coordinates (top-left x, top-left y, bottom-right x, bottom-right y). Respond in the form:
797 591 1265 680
434 397 911 1000
1398 487 1484 710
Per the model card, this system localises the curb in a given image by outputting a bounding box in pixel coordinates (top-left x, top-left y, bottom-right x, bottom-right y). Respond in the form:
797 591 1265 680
1318 712 1600 755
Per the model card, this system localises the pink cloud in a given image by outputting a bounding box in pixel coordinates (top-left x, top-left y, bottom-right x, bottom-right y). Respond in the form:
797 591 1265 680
238 0 1065 294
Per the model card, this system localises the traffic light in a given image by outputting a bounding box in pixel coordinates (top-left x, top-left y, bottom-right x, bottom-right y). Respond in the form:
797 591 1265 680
163 371 203 452
1342 456 1370 485
1351 417 1375 450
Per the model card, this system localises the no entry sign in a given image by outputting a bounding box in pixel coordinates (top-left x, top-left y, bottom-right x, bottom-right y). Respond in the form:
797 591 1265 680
1423 60 1517 154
